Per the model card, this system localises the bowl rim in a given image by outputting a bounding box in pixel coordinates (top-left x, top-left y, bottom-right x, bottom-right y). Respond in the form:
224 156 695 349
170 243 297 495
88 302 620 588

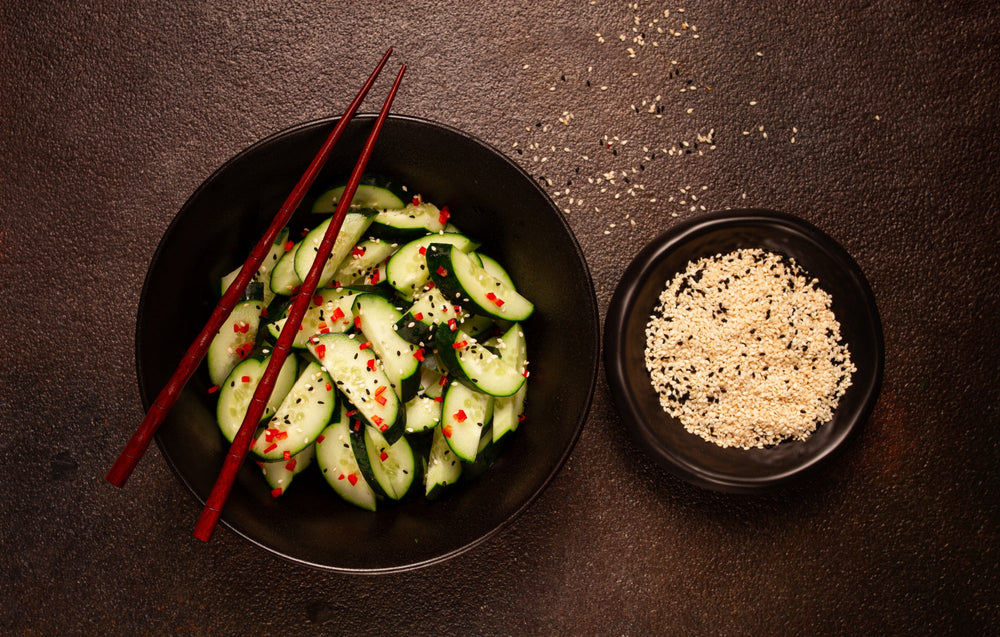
603 209 884 493
137 113 600 572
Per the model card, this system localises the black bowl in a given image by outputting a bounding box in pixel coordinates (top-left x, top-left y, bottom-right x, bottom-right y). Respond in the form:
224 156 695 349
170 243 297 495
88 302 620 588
137 115 599 572
604 210 884 493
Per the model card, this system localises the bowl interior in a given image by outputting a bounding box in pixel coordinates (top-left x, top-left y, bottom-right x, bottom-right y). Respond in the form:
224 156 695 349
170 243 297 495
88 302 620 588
604 211 884 492
137 115 598 571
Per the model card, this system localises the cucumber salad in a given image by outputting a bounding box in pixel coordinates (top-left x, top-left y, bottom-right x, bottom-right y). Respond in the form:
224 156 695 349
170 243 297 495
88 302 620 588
206 181 532 511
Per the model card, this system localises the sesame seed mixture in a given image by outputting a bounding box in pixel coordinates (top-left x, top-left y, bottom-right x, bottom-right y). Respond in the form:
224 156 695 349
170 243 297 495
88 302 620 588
644 249 856 449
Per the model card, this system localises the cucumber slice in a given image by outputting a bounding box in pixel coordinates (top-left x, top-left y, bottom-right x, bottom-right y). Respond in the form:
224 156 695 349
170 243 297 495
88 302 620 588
426 243 534 321
385 232 480 299
251 361 336 461
266 287 359 348
489 322 528 444
293 212 376 289
475 252 516 289
350 423 416 500
369 202 450 242
207 299 264 386
269 240 302 296
394 285 463 346
215 354 298 443
425 422 462 499
260 443 314 496
434 324 526 397
331 238 398 287
306 333 405 444
220 227 290 308
352 293 421 402
404 367 446 434
440 380 494 462
316 407 378 511
312 183 406 214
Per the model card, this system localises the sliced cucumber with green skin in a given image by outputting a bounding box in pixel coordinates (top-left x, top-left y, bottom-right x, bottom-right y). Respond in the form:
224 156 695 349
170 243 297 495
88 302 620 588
266 288 358 348
476 252 517 289
404 367 446 434
260 443 314 496
434 324 526 397
312 183 406 214
207 299 264 386
331 238 399 287
294 211 376 289
426 243 534 322
269 241 302 296
349 423 416 500
251 361 336 461
394 285 463 346
220 227 290 308
306 332 405 444
369 202 450 243
385 232 480 299
216 354 298 443
489 322 528 444
425 422 462 499
440 380 494 462
462 421 500 480
352 293 421 402
316 406 377 511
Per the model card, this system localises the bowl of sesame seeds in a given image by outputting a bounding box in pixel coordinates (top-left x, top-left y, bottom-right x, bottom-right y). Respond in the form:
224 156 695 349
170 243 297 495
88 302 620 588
136 114 599 571
604 210 883 493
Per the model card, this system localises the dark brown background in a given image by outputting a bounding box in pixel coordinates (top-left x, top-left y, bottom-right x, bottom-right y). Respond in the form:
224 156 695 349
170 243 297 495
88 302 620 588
2 1 997 634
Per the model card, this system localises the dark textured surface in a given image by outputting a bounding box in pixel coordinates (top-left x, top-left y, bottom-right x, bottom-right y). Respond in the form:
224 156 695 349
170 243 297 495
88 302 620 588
2 0 997 634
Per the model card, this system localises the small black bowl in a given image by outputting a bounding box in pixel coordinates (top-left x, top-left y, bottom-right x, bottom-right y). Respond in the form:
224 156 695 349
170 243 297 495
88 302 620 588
136 115 599 571
604 210 884 493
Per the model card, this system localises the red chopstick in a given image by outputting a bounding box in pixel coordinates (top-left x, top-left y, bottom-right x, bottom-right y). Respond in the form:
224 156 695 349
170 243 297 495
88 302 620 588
105 49 393 489
192 64 407 542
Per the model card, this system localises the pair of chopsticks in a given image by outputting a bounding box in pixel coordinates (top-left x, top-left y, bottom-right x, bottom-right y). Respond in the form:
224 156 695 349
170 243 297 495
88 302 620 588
106 48 405 542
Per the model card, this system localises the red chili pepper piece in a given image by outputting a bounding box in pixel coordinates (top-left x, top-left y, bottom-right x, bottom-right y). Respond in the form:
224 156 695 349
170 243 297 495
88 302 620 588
283 450 291 461
379 451 389 462
436 266 448 277
447 319 458 332
359 341 371 350
285 459 297 471
418 246 427 256
518 413 527 422
283 240 294 252
271 487 283 498
347 473 359 486
413 312 423 321
241 375 251 383
453 340 467 350
370 269 381 284
353 245 366 258
331 307 345 320
438 206 451 225
411 195 422 205
264 443 278 454
372 415 383 426
316 435 325 444
442 425 453 438
318 321 330 334
375 395 387 406
354 316 362 329
315 344 326 358
413 348 425 361
207 385 220 394
454 409 467 423
366 358 376 371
